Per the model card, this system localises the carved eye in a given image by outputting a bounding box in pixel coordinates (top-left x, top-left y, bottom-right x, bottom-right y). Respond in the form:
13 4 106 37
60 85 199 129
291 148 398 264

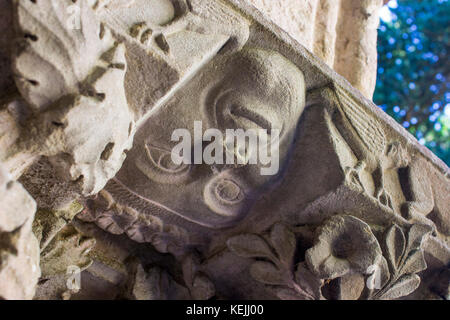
136 143 192 184
145 144 189 174
210 89 282 136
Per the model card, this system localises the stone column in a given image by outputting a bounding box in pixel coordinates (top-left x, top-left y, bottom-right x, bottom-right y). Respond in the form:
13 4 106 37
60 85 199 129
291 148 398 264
334 0 383 98
246 0 383 98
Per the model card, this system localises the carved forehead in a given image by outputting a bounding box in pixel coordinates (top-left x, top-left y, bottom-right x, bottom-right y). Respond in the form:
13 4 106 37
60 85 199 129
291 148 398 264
221 49 303 93
206 48 305 114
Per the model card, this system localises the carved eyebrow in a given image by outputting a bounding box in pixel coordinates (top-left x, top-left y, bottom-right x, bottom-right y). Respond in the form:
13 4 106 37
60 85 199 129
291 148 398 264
229 104 275 134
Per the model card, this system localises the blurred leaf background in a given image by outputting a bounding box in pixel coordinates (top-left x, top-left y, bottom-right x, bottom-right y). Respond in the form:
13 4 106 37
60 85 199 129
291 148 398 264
375 0 450 165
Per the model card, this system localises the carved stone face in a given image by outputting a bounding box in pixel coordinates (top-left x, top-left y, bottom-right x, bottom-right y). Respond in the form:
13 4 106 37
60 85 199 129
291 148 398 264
384 142 410 169
115 48 305 229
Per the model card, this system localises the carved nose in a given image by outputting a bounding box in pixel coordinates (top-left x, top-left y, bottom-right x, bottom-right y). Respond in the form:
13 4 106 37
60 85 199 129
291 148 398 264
214 179 243 203
203 172 247 218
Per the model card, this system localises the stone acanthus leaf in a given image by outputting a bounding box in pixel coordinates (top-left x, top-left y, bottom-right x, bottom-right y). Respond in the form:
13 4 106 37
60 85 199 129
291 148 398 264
132 264 187 300
376 274 421 300
2 0 136 195
227 215 436 300
371 223 433 300
121 258 190 300
39 225 95 278
305 215 384 280
181 253 216 300
227 223 323 300
227 234 277 261
0 165 40 300
294 262 324 300
33 201 84 250
13 0 113 109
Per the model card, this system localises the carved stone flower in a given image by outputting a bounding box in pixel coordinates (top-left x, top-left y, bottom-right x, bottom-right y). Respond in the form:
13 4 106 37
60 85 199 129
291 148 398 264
305 215 382 279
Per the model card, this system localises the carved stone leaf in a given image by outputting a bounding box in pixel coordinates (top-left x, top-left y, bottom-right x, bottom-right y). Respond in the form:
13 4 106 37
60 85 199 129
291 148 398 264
376 256 391 290
11 0 136 196
406 224 433 253
132 265 170 300
249 261 287 286
192 274 216 300
13 0 114 109
227 234 275 260
181 254 199 288
40 225 95 277
294 262 323 300
51 43 134 195
270 223 296 267
181 254 215 300
378 274 421 300
399 249 427 275
338 273 366 300
0 166 40 300
384 224 406 272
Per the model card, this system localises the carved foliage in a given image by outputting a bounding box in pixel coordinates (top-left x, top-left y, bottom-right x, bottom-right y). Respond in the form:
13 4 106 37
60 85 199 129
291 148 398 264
0 166 40 300
227 215 433 300
39 225 96 277
128 263 190 300
305 215 384 280
227 223 323 300
182 253 216 300
370 224 432 300
13 0 114 109
10 0 135 195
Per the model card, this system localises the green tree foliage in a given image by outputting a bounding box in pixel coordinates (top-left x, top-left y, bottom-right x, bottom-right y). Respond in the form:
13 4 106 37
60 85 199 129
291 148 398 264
374 0 450 165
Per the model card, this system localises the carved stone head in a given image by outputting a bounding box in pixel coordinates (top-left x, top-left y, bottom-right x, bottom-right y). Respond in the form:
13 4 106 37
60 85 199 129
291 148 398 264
384 141 410 169
114 48 305 229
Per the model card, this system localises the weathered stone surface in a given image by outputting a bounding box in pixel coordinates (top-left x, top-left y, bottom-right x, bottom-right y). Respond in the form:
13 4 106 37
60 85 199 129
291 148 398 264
334 0 383 99
0 0 14 95
247 0 319 51
39 225 95 278
0 165 40 300
0 0 448 300
305 215 384 280
1 0 136 195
